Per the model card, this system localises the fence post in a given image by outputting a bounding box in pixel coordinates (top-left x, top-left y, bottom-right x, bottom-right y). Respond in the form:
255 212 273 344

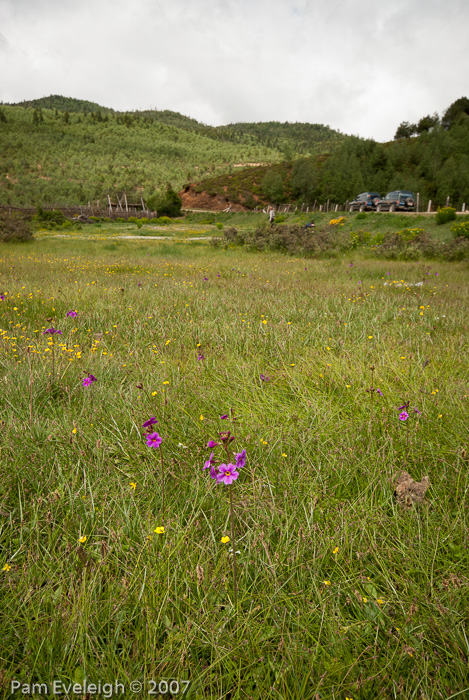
462 203 466 212
427 200 432 213
416 193 419 212
446 196 450 207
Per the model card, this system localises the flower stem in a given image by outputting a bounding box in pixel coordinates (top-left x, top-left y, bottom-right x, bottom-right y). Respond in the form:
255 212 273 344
159 445 165 516
229 483 238 607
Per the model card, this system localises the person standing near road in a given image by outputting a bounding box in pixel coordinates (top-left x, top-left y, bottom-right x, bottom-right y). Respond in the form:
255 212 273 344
269 207 276 227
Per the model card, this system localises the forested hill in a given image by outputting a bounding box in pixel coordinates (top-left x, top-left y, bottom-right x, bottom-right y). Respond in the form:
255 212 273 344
1 95 468 209
0 96 344 207
188 99 469 210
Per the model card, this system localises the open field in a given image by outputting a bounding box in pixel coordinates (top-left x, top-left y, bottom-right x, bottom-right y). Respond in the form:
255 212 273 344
0 233 468 699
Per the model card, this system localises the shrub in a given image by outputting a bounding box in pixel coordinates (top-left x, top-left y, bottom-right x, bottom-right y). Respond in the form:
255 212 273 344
115 217 125 223
154 216 171 225
139 217 149 225
0 212 34 242
355 212 367 220
216 222 224 230
450 220 469 239
128 217 139 224
34 207 67 225
436 207 456 225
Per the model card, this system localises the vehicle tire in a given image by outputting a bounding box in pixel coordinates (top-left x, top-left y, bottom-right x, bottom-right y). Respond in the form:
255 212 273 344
359 205 364 213
349 205 354 213
389 204 396 212
372 198 380 207
406 198 414 207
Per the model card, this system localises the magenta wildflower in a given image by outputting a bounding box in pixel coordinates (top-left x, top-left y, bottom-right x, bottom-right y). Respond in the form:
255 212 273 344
260 374 271 382
143 417 158 428
207 440 219 448
87 374 97 382
0 294 5 301
398 401 410 411
414 408 422 415
43 328 62 335
235 449 246 469
66 310 77 317
146 432 162 448
197 353 205 361
203 451 215 470
83 377 92 387
399 411 409 421
220 414 228 420
209 464 218 479
216 463 239 485
376 388 383 396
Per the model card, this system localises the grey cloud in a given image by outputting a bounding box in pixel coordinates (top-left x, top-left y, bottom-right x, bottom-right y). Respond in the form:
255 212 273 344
1 0 468 140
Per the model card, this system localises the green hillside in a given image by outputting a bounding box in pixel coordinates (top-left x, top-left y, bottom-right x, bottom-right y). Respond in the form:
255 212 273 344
195 107 469 209
1 95 468 210
0 97 344 208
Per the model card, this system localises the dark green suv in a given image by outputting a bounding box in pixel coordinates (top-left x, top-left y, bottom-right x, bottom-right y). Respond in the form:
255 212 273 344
349 192 381 212
376 190 416 212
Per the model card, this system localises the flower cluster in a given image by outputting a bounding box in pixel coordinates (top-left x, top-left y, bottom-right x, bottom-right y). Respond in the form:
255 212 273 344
143 416 162 448
203 436 247 485
43 327 62 335
398 401 422 421
83 374 97 387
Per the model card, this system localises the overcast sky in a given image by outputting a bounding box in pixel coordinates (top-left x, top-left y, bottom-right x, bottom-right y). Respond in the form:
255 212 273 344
1 0 468 142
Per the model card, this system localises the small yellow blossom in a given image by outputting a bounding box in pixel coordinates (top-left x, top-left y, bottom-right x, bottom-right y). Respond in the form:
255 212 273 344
368 335 373 339
282 453 287 457
333 547 339 555
154 526 165 534
200 414 204 420
376 599 384 605
130 482 137 490
2 563 11 572
163 381 169 385
323 580 331 586
72 428 77 434
221 536 230 543
79 536 87 544
362 596 368 603
151 391 157 396
290 363 295 367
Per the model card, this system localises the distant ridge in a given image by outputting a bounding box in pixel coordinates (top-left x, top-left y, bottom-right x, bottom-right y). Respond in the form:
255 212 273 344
8 95 113 113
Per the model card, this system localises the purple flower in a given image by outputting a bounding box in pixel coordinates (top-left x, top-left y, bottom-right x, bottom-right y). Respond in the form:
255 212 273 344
143 417 158 428
0 294 5 301
146 432 162 448
399 411 409 421
216 463 239 485
235 449 246 469
376 388 383 396
398 401 410 411
66 310 77 317
197 353 205 361
260 374 271 382
203 451 215 470
220 414 228 420
203 277 208 281
82 374 97 388
207 440 219 448
414 408 422 415
43 328 62 335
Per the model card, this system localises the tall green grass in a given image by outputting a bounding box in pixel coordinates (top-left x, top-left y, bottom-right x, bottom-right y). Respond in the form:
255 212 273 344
0 239 468 699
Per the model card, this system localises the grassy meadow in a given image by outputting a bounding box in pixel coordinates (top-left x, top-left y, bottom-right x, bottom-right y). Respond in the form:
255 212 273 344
0 230 468 699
